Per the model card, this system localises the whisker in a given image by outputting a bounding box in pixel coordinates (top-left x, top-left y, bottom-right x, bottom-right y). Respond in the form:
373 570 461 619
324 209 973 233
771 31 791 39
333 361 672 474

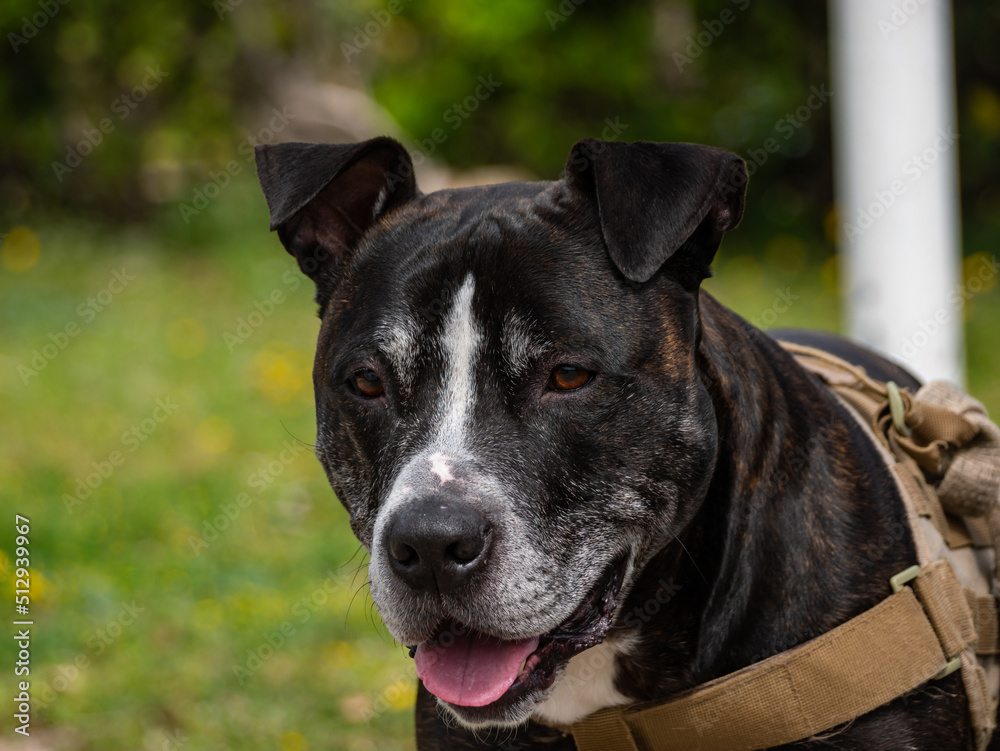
671 528 709 585
345 580 370 625
279 421 317 453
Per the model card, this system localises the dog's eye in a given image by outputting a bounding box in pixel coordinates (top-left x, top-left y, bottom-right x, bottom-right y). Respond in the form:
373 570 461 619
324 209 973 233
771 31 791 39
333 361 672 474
351 369 384 398
548 365 593 391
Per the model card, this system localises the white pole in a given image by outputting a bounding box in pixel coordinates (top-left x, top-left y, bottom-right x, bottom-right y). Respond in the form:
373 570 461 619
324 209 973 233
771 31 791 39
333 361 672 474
828 0 964 385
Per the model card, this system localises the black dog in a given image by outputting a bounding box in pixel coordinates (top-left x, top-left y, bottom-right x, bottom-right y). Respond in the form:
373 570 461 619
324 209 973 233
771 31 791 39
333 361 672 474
255 137 986 749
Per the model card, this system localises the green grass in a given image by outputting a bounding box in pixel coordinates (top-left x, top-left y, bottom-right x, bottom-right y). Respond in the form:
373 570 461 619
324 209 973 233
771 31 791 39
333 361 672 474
0 180 414 750
0 172 997 749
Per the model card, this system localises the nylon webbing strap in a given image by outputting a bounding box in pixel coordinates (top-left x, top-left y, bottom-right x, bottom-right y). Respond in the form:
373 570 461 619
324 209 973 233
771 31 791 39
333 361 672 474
968 589 1000 656
571 706 640 751
914 559 977 658
571 584 949 751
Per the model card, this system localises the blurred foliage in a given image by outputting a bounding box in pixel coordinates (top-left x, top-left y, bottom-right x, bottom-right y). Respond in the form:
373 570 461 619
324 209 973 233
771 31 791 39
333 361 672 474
0 186 418 750
1 0 998 259
0 0 315 223
369 0 832 247
368 0 1000 258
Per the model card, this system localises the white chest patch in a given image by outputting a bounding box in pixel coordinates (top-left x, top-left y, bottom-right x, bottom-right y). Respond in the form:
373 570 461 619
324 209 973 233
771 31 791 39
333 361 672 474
531 636 635 727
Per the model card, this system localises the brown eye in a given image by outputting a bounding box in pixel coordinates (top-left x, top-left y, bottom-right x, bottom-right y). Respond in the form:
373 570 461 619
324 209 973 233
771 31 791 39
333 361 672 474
351 369 384 398
549 365 593 391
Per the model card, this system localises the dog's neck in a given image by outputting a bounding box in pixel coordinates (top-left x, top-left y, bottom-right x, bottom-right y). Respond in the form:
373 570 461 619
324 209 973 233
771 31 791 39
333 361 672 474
609 292 915 703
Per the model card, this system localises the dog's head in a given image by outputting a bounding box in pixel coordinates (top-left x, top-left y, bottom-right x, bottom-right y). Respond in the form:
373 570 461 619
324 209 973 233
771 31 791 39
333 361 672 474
256 137 746 728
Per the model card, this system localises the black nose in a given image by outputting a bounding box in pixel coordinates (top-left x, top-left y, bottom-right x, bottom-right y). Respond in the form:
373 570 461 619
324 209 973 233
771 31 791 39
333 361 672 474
385 499 492 594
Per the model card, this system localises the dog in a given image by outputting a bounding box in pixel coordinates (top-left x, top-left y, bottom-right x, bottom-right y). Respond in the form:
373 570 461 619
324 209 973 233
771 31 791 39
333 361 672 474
255 137 987 750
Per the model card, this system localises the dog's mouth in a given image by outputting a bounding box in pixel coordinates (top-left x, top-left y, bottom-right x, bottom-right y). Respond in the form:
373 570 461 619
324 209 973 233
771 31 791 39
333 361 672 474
410 554 627 720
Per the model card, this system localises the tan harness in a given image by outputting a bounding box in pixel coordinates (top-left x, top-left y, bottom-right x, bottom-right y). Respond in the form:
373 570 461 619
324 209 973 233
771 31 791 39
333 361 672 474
560 343 1000 751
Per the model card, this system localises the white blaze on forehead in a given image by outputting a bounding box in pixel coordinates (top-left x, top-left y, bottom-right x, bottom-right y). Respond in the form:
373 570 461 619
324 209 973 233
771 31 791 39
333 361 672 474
436 274 481 448
429 452 455 484
371 275 480 566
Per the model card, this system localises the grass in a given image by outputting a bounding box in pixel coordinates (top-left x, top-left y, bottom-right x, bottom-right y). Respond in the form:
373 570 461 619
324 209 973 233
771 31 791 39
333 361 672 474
0 172 997 749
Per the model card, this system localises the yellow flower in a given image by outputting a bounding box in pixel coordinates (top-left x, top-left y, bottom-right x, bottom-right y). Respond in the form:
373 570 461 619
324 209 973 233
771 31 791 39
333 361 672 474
1 226 41 272
250 342 309 404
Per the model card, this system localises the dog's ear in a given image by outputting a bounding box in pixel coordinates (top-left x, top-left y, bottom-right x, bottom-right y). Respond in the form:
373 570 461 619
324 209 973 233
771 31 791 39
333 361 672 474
255 136 418 302
565 139 747 287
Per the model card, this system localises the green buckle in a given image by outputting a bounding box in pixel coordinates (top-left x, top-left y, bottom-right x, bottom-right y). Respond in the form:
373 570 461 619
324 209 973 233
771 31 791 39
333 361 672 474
886 381 911 437
889 565 962 680
934 656 962 679
890 565 920 593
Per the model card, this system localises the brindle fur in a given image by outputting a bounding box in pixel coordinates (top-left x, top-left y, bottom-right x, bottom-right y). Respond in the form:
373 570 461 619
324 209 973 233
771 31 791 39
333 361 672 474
255 137 992 750
412 293 982 751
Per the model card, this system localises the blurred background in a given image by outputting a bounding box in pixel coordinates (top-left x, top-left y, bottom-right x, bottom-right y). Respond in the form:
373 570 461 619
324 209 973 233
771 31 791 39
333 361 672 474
0 1 997 749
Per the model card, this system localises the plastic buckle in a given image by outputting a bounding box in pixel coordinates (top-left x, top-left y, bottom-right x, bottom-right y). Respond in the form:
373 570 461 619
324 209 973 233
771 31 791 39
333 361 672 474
889 565 962 681
890 565 920 593
886 381 911 437
934 656 962 680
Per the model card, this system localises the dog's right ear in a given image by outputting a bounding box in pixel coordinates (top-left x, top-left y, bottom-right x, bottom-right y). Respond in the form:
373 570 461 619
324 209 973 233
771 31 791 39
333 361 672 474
255 137 418 304
564 139 745 288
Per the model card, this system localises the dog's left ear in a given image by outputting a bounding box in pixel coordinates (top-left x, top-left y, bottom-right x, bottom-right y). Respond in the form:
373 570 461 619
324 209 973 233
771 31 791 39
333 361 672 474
565 139 747 286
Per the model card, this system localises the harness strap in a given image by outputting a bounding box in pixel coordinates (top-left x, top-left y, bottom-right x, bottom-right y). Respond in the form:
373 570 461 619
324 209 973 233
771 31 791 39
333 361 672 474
570 563 959 751
571 706 640 751
781 342 1000 750
968 589 1000 656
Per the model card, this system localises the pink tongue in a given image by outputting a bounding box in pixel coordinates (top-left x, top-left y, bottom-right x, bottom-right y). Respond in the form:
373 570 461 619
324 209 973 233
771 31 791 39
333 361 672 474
414 630 539 707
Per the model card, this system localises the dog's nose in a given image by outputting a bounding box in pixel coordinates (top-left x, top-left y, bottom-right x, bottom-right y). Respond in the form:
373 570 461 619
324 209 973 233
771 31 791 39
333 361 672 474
385 499 492 594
